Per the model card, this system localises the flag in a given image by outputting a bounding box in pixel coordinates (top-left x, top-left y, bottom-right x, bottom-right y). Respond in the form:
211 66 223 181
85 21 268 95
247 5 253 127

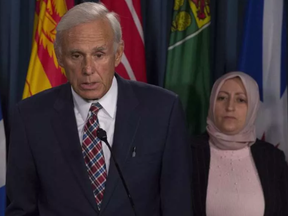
101 0 146 82
0 99 6 216
239 0 287 157
23 0 74 99
165 0 211 135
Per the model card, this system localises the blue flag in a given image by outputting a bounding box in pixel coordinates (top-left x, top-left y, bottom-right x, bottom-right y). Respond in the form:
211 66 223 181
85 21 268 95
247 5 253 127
239 0 287 157
0 98 6 216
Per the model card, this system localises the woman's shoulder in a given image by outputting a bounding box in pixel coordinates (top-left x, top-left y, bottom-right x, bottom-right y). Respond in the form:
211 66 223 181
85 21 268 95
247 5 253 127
252 139 286 159
253 139 282 150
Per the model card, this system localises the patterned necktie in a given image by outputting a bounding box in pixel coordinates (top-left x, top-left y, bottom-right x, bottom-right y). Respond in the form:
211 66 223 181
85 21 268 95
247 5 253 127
82 102 107 209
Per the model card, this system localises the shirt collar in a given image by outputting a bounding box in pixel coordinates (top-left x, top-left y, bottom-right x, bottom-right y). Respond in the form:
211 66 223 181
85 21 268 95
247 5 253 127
71 76 118 121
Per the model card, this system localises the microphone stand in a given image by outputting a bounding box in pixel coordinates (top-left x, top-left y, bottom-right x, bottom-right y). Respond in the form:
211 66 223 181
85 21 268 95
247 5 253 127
97 128 137 216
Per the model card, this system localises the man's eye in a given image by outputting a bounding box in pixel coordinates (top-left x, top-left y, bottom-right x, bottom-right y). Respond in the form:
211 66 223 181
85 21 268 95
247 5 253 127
72 54 80 59
95 53 103 58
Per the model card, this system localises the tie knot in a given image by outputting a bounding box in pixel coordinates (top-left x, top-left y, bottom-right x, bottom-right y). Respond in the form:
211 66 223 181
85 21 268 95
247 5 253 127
90 102 102 116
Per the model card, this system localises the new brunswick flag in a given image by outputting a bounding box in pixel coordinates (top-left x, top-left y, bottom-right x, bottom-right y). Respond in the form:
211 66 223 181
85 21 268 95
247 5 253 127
165 0 211 135
23 0 74 99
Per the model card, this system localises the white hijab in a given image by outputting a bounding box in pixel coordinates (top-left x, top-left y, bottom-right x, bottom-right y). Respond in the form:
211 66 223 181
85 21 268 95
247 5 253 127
206 72 260 150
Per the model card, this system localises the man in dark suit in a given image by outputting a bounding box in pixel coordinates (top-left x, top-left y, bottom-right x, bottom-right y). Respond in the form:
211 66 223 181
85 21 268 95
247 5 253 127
6 2 192 216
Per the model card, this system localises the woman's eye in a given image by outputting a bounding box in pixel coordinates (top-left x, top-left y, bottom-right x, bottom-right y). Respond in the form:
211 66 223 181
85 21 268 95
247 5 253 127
217 96 226 101
237 98 247 103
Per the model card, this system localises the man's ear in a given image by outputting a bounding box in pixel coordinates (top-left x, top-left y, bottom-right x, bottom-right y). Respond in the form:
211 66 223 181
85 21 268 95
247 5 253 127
115 41 124 67
55 46 64 67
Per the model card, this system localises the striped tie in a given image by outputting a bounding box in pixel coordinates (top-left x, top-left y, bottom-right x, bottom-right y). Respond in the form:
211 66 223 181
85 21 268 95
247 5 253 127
82 102 107 209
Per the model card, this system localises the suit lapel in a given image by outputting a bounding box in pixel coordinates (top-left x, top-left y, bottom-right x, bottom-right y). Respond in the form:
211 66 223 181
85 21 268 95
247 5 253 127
201 141 210 216
251 142 270 216
51 83 99 214
100 74 140 214
192 133 210 216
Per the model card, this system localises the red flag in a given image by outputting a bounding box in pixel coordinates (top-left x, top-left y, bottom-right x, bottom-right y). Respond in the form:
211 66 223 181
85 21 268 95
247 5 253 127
101 0 146 82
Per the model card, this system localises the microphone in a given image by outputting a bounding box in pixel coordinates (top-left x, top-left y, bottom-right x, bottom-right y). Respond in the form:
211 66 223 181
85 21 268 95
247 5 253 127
97 128 137 216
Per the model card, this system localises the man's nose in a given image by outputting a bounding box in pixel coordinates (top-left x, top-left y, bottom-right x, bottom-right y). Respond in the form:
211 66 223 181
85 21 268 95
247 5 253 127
83 56 94 75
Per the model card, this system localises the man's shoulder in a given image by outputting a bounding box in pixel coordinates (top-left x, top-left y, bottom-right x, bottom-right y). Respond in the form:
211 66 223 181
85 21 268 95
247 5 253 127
17 83 70 110
125 79 178 101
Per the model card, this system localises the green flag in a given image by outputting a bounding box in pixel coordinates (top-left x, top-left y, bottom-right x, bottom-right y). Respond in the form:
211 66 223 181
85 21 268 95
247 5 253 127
165 0 211 135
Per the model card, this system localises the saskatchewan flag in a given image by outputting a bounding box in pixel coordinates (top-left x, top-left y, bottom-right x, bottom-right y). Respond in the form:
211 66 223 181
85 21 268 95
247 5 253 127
165 0 211 135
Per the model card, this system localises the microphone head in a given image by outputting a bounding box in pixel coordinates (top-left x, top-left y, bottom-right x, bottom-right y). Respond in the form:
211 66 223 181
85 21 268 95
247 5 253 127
97 128 107 141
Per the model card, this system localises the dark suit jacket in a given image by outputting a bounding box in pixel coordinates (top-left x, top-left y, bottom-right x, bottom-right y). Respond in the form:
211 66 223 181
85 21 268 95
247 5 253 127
191 132 288 216
6 74 192 216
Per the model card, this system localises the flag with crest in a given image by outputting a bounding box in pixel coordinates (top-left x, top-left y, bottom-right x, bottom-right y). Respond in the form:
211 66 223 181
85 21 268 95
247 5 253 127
23 0 74 99
239 0 287 157
165 0 211 135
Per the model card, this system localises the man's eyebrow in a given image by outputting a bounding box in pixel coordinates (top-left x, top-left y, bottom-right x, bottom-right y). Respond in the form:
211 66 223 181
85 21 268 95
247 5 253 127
69 49 82 53
92 46 107 52
68 46 108 55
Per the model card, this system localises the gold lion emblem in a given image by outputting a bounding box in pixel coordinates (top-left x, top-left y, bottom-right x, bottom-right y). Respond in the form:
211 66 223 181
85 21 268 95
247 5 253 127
172 11 192 32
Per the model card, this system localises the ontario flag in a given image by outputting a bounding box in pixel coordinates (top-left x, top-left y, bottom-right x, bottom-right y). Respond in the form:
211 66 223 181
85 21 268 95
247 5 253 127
23 0 74 99
101 0 146 82
239 0 287 157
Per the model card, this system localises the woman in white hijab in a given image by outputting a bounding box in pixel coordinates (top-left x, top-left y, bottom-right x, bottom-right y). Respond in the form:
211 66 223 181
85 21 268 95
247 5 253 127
191 72 288 216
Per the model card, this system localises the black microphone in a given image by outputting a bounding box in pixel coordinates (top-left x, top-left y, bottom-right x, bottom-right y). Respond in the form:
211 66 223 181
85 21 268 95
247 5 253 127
97 128 137 216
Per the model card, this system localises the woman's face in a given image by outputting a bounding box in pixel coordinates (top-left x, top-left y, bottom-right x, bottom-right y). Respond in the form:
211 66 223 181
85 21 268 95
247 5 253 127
214 77 248 135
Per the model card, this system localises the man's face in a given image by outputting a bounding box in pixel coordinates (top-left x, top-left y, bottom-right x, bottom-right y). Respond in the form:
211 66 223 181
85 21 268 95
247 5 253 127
57 19 124 100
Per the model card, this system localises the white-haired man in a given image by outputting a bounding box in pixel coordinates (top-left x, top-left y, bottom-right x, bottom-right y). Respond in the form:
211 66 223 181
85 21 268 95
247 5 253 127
6 3 192 216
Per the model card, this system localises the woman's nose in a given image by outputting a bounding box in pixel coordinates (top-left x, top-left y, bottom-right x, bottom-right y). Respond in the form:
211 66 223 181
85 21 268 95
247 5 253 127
226 99 235 111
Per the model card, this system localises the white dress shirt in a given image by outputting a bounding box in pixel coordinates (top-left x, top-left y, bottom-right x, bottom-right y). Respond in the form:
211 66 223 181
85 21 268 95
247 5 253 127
71 77 118 173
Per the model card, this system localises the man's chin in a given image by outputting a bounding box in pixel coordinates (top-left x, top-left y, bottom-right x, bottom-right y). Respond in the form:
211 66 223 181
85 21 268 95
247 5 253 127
75 87 104 101
82 94 102 101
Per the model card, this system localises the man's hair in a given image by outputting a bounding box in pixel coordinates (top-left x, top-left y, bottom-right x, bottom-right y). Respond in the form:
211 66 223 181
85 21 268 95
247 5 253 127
54 2 122 53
